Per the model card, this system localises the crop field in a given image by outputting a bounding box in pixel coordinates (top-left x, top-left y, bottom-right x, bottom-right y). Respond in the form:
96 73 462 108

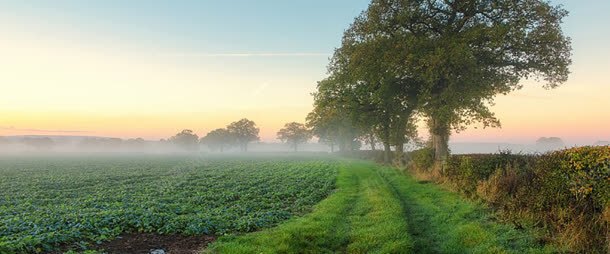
0 155 338 253
0 155 574 254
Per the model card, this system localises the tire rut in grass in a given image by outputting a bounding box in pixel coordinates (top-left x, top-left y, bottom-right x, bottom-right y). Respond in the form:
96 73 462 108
376 166 553 254
375 168 442 254
343 164 413 253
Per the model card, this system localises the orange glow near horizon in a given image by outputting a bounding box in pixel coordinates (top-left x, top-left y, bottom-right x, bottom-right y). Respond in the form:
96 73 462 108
1 5 609 145
0 108 311 142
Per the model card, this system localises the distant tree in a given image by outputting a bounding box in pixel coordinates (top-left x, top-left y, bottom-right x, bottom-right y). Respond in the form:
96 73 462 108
200 128 234 152
227 119 260 152
536 137 565 151
125 138 146 149
170 129 199 151
277 122 312 152
22 137 54 151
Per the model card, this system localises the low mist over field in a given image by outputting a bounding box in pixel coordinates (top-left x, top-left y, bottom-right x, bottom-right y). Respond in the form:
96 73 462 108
0 134 607 155
1 0 609 253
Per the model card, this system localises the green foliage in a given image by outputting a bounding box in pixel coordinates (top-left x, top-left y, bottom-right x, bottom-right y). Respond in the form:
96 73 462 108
445 151 534 197
413 146 609 252
226 119 260 152
408 147 435 171
0 156 338 253
522 147 609 251
276 122 312 152
319 0 573 165
307 77 365 152
170 129 200 151
554 146 609 206
200 128 234 152
210 161 553 253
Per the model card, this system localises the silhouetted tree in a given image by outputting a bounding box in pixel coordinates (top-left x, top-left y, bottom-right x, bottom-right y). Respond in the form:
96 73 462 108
170 129 199 151
227 119 260 152
277 122 312 152
536 137 565 151
200 128 234 152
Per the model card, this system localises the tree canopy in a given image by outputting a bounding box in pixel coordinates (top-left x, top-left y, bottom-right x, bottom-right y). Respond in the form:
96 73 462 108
170 129 199 151
227 118 260 152
201 128 234 152
277 122 312 152
309 0 571 169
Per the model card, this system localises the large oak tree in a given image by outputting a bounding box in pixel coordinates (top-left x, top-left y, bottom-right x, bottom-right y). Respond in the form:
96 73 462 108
346 0 571 170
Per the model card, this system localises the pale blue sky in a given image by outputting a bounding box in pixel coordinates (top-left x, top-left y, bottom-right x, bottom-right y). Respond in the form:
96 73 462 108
0 1 608 144
0 1 370 54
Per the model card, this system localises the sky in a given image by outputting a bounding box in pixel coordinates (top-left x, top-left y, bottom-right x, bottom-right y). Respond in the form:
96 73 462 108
0 0 608 145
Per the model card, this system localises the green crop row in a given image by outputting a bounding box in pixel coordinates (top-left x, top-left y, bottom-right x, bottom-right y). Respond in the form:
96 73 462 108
0 155 338 253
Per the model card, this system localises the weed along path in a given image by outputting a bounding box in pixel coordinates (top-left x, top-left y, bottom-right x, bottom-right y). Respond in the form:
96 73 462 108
208 160 555 254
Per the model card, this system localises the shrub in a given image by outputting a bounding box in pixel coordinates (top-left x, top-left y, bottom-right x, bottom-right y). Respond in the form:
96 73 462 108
524 146 609 251
405 146 609 253
445 151 535 197
408 147 434 171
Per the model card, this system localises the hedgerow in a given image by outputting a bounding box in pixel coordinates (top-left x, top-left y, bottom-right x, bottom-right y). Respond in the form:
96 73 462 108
407 146 609 253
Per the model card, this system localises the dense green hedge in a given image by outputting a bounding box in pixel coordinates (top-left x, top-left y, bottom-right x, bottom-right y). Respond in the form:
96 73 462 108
408 146 609 253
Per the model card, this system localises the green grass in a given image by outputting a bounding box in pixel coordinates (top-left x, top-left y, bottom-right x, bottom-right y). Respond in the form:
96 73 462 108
0 155 338 253
208 161 413 254
1 156 558 253
209 160 556 253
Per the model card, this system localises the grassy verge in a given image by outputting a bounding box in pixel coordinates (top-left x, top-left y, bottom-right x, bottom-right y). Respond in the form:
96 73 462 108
207 160 556 253
377 166 557 253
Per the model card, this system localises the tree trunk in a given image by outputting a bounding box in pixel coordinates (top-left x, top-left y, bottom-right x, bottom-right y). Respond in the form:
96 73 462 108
430 117 450 173
244 143 248 152
393 142 406 167
395 143 404 158
383 142 391 164
330 143 335 153
369 134 376 151
392 117 406 165
294 142 298 152
338 139 346 152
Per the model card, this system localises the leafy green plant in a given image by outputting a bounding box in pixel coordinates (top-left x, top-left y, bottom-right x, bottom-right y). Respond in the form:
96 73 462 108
0 155 338 253
408 147 434 171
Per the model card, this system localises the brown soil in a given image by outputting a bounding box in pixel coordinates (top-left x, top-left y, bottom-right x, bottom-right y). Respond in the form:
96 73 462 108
94 233 216 254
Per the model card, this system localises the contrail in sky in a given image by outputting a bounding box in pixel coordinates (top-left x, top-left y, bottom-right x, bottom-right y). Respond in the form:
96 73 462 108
163 52 330 57
0 126 89 133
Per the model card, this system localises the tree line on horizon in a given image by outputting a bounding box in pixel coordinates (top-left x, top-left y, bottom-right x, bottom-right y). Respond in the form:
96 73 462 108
0 119 314 152
168 118 312 152
306 0 572 171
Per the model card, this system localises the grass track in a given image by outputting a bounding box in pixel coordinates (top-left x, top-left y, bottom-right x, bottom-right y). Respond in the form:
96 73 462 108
208 160 555 254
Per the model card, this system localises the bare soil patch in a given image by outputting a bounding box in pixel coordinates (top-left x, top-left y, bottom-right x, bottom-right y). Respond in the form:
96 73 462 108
94 233 216 254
